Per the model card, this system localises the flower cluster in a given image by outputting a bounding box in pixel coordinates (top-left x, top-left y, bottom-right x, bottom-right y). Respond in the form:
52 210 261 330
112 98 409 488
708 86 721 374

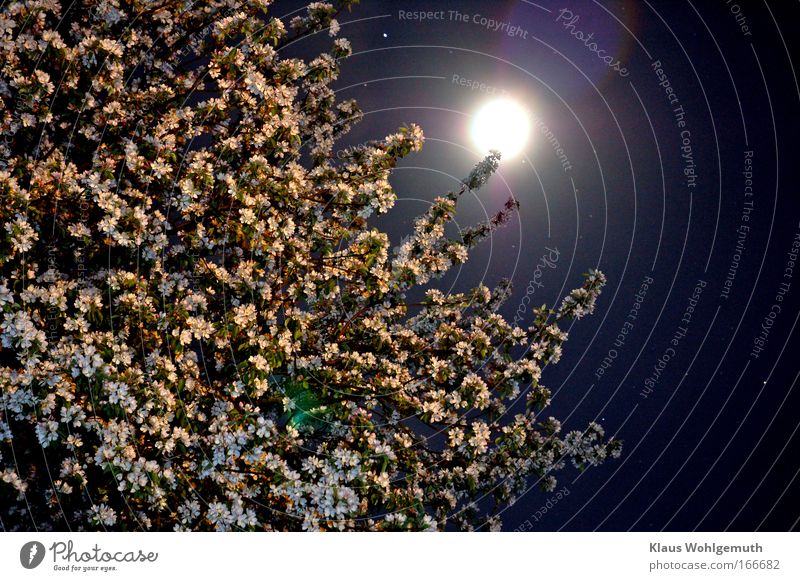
0 0 619 531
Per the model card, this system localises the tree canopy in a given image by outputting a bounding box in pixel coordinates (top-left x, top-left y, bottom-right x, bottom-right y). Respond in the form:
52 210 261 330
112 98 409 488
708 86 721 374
0 0 619 531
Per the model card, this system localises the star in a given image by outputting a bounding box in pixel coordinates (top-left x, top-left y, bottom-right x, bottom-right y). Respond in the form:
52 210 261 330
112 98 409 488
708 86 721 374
383 32 388 38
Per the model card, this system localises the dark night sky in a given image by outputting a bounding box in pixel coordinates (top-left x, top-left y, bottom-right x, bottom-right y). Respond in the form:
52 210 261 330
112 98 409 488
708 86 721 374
274 0 800 531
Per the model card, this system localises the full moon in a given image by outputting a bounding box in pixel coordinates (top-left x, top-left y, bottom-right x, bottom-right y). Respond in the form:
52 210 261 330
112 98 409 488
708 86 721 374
470 98 531 159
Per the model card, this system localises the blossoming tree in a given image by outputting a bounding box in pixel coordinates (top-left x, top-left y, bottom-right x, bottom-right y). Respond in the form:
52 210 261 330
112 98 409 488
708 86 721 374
0 0 620 531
